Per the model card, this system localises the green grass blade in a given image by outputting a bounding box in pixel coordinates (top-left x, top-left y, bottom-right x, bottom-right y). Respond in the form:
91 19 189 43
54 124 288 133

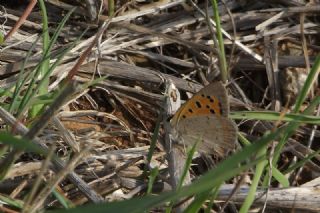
17 28 85 118
284 149 320 174
108 0 114 16
52 189 75 209
238 132 252 146
0 31 4 44
17 7 75 118
145 113 161 171
293 55 320 113
29 5 76 117
49 125 286 213
0 132 48 155
260 96 320 186
272 55 320 168
210 0 228 82
204 186 221 213
185 190 211 213
30 0 51 117
240 148 267 213
177 141 198 190
230 111 320 125
273 96 320 166
0 193 24 209
271 166 289 187
8 34 42 114
146 167 159 195
166 137 199 212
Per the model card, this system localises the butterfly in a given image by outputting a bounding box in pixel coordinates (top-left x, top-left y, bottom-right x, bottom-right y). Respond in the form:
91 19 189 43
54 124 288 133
170 82 237 157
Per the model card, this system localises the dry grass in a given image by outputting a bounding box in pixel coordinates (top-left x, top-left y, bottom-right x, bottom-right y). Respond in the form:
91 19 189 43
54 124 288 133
0 0 319 212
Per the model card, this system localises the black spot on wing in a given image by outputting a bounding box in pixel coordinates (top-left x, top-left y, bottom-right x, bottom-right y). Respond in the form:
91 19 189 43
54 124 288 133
207 95 214 103
195 101 202 108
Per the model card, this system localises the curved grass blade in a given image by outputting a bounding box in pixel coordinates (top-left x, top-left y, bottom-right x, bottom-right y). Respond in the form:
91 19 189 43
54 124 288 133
49 125 286 213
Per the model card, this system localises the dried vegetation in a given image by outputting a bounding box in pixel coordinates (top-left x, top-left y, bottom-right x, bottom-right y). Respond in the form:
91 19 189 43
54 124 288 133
0 0 319 212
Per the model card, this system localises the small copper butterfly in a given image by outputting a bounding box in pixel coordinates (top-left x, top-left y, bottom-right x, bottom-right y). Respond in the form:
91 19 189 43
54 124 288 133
170 82 237 156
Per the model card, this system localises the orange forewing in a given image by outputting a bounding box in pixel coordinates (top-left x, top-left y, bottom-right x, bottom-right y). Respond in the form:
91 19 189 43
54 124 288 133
174 93 221 120
171 83 226 125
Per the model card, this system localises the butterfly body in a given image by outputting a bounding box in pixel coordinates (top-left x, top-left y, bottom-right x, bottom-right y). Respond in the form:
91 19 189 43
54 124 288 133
170 82 237 156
